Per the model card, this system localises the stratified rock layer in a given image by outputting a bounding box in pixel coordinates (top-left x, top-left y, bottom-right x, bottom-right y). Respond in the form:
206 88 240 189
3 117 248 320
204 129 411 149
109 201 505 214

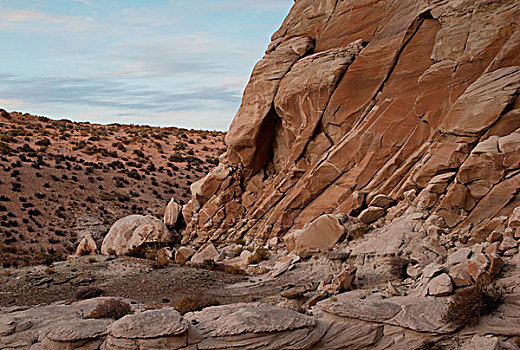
183 0 520 246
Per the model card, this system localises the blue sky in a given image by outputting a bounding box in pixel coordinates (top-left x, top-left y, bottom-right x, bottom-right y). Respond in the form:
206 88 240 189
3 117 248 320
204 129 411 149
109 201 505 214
0 0 293 130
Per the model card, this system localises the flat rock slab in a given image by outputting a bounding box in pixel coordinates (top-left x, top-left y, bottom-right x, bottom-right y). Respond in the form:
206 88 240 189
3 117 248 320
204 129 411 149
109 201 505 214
45 319 112 341
185 303 316 337
317 295 456 334
109 308 187 339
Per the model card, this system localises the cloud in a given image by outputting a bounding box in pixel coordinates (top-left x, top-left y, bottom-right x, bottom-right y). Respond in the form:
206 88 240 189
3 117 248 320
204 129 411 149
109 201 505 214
0 6 71 29
207 0 293 12
0 73 242 121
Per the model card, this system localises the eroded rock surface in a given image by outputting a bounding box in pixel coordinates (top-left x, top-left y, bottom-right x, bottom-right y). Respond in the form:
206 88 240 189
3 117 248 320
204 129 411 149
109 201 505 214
182 0 520 252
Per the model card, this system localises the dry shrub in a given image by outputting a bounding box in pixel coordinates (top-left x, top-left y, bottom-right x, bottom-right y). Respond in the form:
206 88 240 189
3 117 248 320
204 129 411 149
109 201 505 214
74 286 104 301
443 282 503 328
174 295 219 315
198 260 246 275
388 256 410 279
88 299 133 320
248 248 269 264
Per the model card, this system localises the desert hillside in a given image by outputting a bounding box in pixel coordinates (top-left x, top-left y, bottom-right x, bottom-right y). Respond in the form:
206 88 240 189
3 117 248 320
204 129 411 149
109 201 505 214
0 110 224 266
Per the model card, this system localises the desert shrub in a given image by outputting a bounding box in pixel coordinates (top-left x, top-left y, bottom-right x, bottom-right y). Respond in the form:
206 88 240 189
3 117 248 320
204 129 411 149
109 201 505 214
174 295 219 315
388 256 410 279
248 247 269 264
0 142 13 155
88 299 133 320
442 282 503 328
75 286 104 300
35 138 51 146
127 169 141 180
168 152 184 162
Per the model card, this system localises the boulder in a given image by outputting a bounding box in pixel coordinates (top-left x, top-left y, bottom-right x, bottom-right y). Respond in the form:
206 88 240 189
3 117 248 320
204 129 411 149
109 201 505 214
359 207 386 225
163 198 182 227
101 215 172 256
75 233 97 256
175 246 196 264
190 243 219 265
290 214 347 255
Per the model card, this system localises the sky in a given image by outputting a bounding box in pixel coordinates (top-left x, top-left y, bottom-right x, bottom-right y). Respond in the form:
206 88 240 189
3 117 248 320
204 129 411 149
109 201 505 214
0 0 293 131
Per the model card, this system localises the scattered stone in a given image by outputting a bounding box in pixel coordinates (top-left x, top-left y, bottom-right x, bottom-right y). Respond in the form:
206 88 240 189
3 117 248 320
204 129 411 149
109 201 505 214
359 207 386 225
422 263 444 279
332 266 357 292
175 246 196 264
508 206 520 228
487 230 503 243
499 236 518 251
427 273 453 296
281 286 306 299
445 248 472 267
488 254 504 275
467 253 490 282
448 263 472 287
406 264 422 279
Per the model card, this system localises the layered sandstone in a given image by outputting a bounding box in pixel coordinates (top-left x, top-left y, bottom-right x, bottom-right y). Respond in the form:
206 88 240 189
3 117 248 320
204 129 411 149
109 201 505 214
183 0 520 246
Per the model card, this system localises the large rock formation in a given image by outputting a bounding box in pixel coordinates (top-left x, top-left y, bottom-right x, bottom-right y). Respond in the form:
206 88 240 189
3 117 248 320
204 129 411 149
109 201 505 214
101 215 172 256
183 0 520 247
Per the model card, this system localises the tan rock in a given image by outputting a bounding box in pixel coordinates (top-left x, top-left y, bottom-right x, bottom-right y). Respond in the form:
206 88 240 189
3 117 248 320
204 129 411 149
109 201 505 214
427 273 453 296
292 214 347 255
488 254 504 275
175 246 196 264
190 243 219 265
163 198 182 227
467 253 490 283
508 206 520 228
359 207 386 225
101 215 172 256
75 233 97 256
499 236 518 251
368 194 394 209
448 263 472 287
108 308 187 338
332 266 357 292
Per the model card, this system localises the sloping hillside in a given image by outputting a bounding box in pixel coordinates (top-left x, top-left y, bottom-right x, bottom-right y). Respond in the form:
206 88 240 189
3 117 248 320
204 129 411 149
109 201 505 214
0 110 224 266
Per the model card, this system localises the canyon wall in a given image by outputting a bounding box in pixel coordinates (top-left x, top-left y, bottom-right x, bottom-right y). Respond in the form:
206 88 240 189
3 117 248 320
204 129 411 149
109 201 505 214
183 0 520 246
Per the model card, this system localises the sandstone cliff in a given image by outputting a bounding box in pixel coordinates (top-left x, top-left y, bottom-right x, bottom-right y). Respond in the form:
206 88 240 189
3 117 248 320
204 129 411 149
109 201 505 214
184 0 520 247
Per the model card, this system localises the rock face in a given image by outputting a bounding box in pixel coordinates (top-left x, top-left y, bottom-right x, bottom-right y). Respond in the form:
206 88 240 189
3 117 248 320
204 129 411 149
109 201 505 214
101 215 172 256
182 0 520 248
